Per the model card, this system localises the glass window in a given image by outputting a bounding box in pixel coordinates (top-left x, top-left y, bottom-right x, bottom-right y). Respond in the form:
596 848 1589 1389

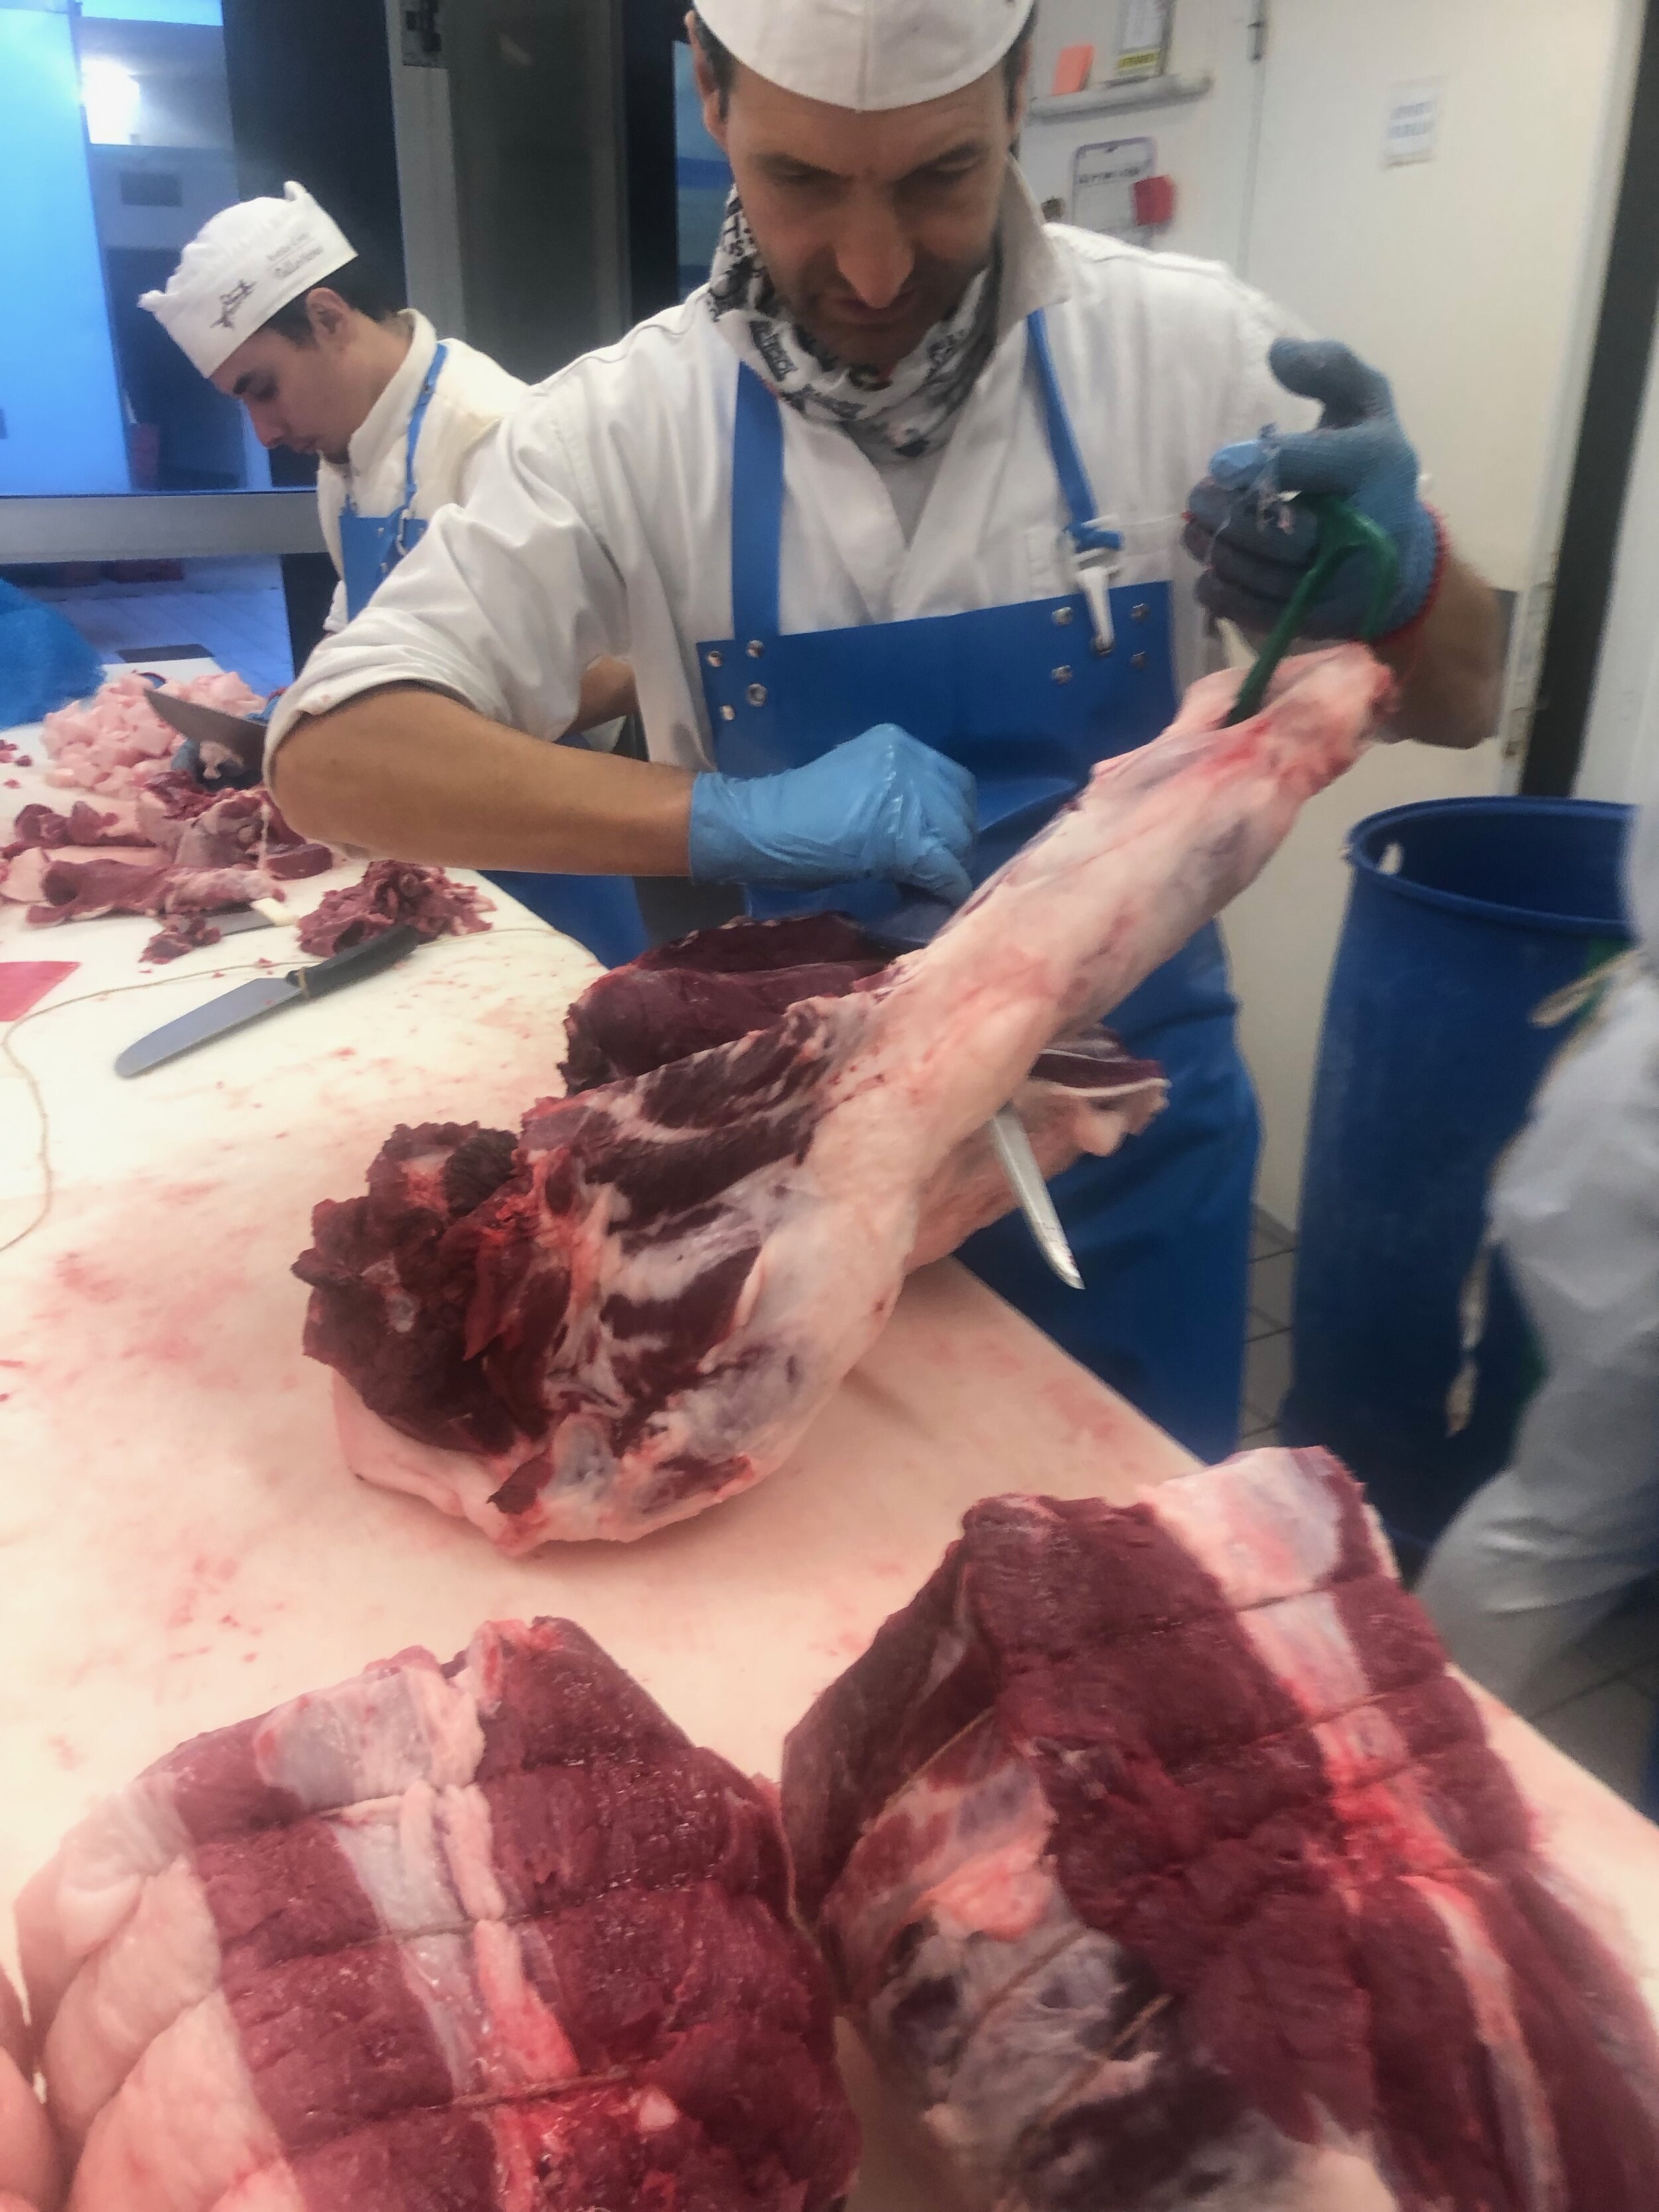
0 0 271 498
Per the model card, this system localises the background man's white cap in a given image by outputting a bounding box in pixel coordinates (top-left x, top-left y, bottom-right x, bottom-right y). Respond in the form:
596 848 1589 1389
695 0 1032 113
139 182 354 380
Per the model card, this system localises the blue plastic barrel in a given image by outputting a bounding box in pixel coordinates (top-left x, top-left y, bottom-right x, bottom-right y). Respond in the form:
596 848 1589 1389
1281 796 1632 1560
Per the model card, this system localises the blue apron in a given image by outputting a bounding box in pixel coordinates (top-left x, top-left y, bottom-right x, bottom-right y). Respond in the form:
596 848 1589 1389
340 340 646 967
339 341 448 621
695 312 1257 1459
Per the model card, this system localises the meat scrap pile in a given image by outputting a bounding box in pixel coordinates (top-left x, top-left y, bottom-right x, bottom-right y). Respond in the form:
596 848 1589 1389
295 646 1390 1550
1 674 332 946
0 1967 62 2212
15 1616 857 2212
295 857 493 957
782 1449 1659 2211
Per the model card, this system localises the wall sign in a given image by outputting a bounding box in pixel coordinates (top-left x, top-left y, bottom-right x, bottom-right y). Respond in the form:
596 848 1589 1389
1383 80 1444 166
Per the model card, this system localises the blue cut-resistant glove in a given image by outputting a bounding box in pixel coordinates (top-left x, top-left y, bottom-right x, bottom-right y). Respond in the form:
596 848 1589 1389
688 724 977 903
1183 338 1439 640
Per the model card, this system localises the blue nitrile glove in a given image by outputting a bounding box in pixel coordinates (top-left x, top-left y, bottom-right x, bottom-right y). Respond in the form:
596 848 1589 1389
688 725 976 903
1183 338 1438 640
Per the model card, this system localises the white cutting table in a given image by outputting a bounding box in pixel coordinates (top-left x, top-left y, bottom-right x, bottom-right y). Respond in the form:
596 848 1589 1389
3 715 1658 2207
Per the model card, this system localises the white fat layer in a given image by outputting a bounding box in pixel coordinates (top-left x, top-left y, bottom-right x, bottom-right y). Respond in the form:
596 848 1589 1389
1412 1880 1565 2212
70 1988 277 2212
1146 1451 1348 1610
825 1718 1054 1987
396 1926 579 2099
1241 1591 1371 1727
259 1659 485 1806
44 1860 218 2147
331 1781 464 1937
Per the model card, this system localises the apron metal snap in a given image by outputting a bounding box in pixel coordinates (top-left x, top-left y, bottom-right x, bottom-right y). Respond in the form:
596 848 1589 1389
747 640 766 658
1052 606 1074 626
1052 666 1074 684
747 682 768 706
706 648 723 668
1131 651 1148 669
1132 603 1150 622
720 703 736 721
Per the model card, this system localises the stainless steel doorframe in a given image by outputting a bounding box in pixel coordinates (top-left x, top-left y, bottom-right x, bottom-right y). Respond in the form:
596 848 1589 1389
0 490 325 564
382 0 469 336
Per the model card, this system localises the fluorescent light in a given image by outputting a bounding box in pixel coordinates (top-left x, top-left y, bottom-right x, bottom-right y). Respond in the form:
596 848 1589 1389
82 55 143 145
79 2 224 24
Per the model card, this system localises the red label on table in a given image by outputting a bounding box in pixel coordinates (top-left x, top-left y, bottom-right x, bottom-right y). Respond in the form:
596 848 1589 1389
0 962 79 1021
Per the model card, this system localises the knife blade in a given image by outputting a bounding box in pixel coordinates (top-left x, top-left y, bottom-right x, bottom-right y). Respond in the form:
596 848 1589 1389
144 691 268 786
865 899 1084 1291
988 1108 1084 1290
115 924 422 1078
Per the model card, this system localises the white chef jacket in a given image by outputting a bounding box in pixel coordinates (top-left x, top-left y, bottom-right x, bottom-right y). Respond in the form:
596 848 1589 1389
269 175 1310 761
314 310 527 633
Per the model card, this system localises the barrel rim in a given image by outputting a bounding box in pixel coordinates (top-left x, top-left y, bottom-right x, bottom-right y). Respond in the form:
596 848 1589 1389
1346 796 1633 936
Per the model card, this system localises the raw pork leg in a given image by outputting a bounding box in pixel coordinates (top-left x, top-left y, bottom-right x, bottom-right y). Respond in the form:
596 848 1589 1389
299 645 1390 1549
781 1449 1659 2211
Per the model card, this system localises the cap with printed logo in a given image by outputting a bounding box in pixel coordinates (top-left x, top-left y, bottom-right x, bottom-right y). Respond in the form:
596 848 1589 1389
139 183 355 379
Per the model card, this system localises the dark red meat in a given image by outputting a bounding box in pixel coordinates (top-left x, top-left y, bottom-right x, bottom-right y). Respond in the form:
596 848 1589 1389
781 1450 1659 2211
296 859 492 956
561 912 891 1090
25 1617 857 2212
141 915 223 963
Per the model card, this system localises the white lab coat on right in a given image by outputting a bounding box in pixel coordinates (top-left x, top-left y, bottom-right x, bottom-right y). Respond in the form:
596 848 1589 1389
1419 781 1659 1700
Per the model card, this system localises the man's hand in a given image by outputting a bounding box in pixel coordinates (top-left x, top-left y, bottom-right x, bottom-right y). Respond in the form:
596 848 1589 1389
1185 337 1503 749
1184 338 1438 640
687 726 977 901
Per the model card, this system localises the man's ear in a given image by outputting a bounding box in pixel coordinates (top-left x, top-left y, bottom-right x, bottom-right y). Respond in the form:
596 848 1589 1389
685 14 729 151
306 287 352 348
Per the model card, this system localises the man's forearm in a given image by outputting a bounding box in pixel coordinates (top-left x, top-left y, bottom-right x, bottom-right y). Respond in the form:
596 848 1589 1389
1378 550 1504 751
270 685 695 875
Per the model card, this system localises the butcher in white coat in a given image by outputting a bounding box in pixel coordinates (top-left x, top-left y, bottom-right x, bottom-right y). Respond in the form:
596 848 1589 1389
140 179 625 719
265 1 1502 1459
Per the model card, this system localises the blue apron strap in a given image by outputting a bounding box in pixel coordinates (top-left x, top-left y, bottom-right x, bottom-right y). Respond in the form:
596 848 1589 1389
1026 310 1121 557
401 338 448 510
388 338 448 557
731 365 784 642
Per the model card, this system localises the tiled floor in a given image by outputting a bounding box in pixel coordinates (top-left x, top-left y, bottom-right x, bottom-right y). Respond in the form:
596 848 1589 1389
31 559 295 700
1244 1207 1658 1812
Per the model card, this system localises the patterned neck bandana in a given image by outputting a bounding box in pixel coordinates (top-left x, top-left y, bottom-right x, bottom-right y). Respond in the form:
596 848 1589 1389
706 192 1001 461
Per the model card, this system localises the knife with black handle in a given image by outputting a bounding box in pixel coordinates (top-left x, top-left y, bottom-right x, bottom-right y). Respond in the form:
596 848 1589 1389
115 925 423 1078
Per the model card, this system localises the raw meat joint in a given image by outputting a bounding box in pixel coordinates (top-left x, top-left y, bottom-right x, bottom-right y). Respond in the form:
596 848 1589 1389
295 648 1392 1548
15 1617 857 2212
0 1964 64 2211
780 1449 1659 2211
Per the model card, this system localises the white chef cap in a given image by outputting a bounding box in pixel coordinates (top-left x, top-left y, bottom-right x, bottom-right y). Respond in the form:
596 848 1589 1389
695 0 1033 112
139 182 356 379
